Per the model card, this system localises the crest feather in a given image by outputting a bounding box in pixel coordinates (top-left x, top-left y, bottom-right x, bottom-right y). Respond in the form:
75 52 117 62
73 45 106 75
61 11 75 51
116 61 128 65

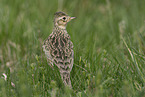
54 12 67 17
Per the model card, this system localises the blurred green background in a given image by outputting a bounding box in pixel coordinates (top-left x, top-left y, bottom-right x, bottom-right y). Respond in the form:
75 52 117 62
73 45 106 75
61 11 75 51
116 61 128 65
0 0 145 97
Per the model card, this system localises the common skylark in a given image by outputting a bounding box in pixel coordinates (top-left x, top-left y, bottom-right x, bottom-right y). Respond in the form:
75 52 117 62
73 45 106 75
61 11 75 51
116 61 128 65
42 12 75 88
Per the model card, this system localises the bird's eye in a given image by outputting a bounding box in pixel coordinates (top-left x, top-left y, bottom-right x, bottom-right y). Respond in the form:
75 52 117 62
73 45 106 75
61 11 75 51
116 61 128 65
63 17 66 20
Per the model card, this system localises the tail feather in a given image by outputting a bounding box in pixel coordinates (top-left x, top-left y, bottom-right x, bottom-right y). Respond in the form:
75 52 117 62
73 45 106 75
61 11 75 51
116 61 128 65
60 72 72 88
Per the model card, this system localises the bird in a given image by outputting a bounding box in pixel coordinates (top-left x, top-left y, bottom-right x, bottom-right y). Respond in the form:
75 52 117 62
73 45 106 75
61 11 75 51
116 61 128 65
42 11 75 88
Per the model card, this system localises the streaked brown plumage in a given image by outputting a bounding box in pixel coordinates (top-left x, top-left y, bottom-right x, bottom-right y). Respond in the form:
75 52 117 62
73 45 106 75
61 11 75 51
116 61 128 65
42 12 75 88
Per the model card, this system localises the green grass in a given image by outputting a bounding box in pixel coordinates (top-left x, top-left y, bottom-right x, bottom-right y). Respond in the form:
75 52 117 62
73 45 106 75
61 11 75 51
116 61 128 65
0 0 145 97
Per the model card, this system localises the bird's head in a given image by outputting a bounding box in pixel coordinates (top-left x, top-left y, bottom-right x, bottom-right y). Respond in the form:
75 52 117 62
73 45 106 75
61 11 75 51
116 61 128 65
54 12 76 29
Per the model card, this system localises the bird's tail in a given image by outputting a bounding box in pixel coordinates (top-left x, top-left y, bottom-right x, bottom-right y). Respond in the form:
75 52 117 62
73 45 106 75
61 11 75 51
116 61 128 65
60 72 72 88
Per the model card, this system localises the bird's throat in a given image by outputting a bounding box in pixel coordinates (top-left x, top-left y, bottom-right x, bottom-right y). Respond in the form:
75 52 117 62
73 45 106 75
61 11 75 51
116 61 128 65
58 25 66 29
53 25 68 36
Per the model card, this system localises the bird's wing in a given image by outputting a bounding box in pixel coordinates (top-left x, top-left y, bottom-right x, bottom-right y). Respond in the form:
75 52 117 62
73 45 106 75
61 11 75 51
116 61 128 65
42 35 54 67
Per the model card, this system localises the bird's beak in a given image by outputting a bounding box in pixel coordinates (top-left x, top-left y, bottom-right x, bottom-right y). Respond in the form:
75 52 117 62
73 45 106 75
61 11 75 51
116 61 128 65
70 17 76 20
67 17 76 22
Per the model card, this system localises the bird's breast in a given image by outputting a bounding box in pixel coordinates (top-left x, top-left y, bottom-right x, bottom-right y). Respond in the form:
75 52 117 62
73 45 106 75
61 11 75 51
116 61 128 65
48 32 72 60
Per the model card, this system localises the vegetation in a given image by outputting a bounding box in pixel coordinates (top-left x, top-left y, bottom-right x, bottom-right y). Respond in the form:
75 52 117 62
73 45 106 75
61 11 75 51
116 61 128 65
0 0 145 96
